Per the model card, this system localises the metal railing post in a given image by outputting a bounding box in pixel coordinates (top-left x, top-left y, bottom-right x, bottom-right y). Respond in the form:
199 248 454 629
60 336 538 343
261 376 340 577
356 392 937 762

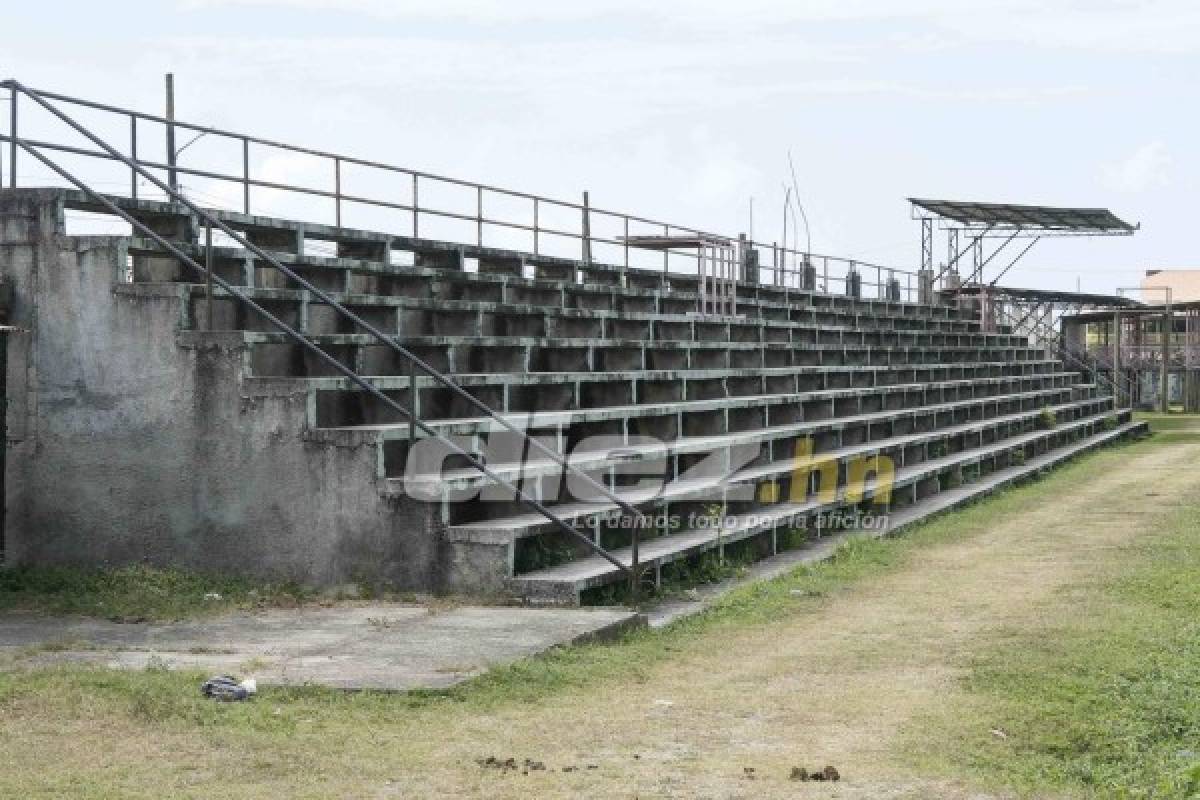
129 116 137 200
1162 304 1171 413
631 526 640 606
623 217 629 269
8 88 15 188
412 173 419 237
408 355 417 446
242 137 250 214
165 73 177 192
204 222 214 329
476 185 483 246
581 191 592 266
334 157 342 227
662 225 669 274
533 197 539 255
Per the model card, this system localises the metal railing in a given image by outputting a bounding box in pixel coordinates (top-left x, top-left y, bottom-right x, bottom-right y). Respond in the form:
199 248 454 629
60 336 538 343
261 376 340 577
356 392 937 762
0 82 918 303
994 303 1135 408
0 78 651 603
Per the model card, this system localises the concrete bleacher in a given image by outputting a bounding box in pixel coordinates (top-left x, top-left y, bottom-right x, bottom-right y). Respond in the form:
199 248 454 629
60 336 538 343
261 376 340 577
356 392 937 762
0 189 1145 603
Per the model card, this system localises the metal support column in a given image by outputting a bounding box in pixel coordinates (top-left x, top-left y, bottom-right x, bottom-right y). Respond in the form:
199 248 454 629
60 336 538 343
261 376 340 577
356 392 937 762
165 73 178 192
1113 310 1123 409
1162 305 1171 413
920 217 933 272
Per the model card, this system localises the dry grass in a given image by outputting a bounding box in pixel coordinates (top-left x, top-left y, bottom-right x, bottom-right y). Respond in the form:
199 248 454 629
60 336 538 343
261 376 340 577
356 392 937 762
1 433 1196 798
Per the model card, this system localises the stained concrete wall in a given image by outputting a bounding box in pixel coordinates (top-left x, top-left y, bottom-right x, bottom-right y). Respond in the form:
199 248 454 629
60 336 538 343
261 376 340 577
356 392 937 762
0 190 439 589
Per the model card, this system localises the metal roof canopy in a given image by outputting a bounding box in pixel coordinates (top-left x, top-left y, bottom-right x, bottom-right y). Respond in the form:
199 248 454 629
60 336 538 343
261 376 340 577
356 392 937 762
1063 299 1200 324
912 197 1139 290
909 198 1138 235
944 284 1141 307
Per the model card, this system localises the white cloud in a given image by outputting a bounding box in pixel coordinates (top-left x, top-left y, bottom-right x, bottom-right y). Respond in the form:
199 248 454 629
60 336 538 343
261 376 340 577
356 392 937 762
1103 141 1172 193
175 0 1200 54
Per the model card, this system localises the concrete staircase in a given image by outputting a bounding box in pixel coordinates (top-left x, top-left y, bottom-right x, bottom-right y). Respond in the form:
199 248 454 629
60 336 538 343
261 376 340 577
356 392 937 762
0 189 1146 604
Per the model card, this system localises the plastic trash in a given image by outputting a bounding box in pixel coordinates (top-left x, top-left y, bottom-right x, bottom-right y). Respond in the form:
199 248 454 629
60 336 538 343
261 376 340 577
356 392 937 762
201 675 257 701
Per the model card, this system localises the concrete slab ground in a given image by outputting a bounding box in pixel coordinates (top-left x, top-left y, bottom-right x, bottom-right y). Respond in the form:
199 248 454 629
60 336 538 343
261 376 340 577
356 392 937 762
0 604 642 690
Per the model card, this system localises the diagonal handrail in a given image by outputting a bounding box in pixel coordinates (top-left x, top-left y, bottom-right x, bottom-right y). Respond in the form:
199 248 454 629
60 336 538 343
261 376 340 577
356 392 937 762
995 303 1133 407
2 79 648 600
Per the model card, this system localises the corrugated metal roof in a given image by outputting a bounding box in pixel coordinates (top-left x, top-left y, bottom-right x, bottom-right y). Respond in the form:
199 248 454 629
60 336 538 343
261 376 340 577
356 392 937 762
909 198 1136 232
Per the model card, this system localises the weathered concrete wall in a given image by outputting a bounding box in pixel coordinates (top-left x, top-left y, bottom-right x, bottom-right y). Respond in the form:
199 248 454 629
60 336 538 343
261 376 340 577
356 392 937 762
0 190 438 589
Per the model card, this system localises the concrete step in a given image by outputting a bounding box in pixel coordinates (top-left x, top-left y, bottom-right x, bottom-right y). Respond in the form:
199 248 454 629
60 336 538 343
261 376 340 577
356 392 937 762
410 395 1108 495
510 414 1141 604
322 382 1087 444
201 330 1047 378
196 329 1039 358
243 359 1062 395
301 367 1080 430
94 197 985 322
882 420 1147 530
441 396 1113 543
127 278 1016 342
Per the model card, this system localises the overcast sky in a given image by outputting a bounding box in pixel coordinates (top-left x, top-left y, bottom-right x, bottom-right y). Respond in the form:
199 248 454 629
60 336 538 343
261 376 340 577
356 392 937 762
4 1 1197 294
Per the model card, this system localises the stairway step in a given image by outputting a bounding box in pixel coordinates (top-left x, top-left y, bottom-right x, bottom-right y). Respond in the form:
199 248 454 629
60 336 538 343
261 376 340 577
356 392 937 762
415 395 1105 494
326 384 1084 441
512 416 1141 603
444 397 1112 541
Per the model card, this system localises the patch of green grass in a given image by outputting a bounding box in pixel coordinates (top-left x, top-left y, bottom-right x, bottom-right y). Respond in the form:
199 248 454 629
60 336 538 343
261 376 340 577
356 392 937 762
0 564 315 622
914 456 1200 797
0 431 1159 731
1136 411 1200 433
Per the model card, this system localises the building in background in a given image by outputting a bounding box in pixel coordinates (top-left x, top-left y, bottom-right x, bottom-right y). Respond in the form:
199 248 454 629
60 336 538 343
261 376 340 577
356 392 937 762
1142 269 1200 303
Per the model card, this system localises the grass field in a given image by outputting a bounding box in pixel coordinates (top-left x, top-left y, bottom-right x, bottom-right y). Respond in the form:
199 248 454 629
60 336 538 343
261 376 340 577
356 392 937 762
2 429 1198 798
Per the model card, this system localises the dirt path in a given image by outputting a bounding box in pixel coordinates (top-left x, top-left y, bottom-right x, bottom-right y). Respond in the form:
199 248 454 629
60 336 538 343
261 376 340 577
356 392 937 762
4 436 1198 799
394 437 1200 799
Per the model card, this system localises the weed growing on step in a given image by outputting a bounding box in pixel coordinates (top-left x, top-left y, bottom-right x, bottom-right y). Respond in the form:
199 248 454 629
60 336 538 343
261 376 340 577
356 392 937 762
513 534 578 574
